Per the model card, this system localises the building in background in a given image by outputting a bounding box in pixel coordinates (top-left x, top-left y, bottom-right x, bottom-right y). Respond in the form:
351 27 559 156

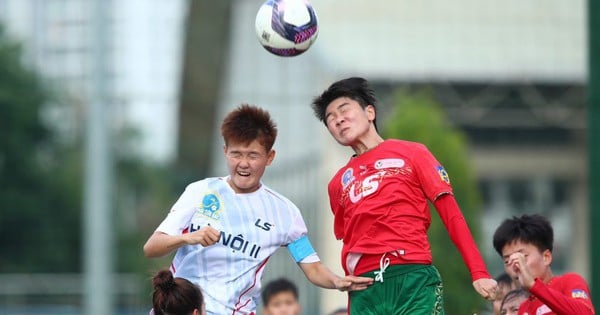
0 0 587 314
0 0 188 163
217 1 587 314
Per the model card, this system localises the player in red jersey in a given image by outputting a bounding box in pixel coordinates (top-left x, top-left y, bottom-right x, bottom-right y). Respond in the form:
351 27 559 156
493 214 595 315
310 77 498 314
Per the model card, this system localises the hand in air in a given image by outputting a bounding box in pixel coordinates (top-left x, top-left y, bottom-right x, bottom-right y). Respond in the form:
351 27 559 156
334 275 374 292
183 226 221 247
506 252 535 289
472 278 498 301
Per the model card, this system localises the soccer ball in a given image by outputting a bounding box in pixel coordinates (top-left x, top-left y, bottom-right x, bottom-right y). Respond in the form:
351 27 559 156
255 0 319 57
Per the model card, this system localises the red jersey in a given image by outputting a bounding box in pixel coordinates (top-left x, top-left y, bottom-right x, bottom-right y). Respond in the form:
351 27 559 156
519 273 595 315
328 139 489 280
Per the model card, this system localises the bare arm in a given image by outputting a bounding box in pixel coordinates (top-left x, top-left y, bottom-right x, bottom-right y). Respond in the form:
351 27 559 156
298 261 373 291
143 227 221 258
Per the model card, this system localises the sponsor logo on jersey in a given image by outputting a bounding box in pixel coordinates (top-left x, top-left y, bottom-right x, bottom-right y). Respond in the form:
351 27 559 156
436 166 450 184
349 171 385 203
536 304 551 315
374 158 405 169
200 193 222 220
571 289 589 299
341 168 354 189
254 218 273 231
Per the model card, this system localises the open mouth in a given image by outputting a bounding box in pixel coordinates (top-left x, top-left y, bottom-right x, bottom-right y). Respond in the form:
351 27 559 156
237 171 250 177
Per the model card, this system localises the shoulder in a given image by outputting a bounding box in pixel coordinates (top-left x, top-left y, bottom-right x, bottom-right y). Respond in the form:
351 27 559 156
261 185 301 212
556 272 589 284
184 177 222 190
382 139 430 154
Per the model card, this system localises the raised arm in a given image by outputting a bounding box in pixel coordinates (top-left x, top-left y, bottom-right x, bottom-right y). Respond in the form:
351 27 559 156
433 193 497 300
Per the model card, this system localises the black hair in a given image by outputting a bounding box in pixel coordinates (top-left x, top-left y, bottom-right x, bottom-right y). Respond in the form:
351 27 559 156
152 269 204 315
495 272 514 288
261 278 299 306
500 289 529 312
492 214 554 256
311 77 378 130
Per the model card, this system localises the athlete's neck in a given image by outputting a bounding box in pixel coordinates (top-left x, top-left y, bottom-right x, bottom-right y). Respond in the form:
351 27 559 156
351 135 385 156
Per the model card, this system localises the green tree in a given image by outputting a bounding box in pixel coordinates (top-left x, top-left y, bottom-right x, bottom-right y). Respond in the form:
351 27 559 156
0 25 174 276
0 26 83 272
381 90 487 314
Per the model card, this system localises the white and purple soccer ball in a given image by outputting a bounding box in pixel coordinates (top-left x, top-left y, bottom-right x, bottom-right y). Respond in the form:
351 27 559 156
255 0 319 57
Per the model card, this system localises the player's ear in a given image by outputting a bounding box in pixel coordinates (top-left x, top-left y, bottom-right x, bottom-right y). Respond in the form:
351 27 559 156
266 149 276 165
542 249 553 266
366 104 376 121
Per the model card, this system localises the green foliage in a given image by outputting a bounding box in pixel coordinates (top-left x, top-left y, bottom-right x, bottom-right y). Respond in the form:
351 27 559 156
381 89 486 314
0 26 81 272
0 25 175 275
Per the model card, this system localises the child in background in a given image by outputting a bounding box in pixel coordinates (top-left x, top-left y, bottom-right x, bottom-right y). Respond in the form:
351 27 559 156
499 289 529 315
492 272 519 315
151 269 205 315
493 213 594 315
262 278 302 315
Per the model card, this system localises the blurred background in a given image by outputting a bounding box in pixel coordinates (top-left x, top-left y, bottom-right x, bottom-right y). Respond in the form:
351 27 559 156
0 0 596 314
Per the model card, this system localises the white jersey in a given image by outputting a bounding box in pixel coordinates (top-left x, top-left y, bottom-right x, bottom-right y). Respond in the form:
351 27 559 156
156 176 314 315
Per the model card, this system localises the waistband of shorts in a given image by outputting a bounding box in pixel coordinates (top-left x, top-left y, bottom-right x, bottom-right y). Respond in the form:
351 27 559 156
358 264 432 279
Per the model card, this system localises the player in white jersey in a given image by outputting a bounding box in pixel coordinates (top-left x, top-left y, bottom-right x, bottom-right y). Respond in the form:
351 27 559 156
144 104 373 315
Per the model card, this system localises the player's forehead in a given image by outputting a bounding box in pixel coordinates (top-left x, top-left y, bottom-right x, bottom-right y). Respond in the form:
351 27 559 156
325 97 358 115
266 291 299 304
225 139 267 153
501 239 536 257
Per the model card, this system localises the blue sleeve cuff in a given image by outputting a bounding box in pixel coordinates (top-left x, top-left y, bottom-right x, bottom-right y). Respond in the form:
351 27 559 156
288 235 316 262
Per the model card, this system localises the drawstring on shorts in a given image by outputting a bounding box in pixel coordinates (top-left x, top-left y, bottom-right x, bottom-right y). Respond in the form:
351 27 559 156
373 253 391 283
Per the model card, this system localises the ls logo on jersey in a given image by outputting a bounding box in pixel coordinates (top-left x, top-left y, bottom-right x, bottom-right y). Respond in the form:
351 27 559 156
255 218 273 231
200 193 222 220
436 166 450 184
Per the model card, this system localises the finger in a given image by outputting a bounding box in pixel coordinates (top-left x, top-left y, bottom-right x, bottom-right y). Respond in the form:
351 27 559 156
350 285 370 291
207 232 220 243
352 278 374 284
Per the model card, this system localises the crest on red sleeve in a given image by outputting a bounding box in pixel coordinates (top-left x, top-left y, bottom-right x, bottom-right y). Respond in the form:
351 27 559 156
571 289 589 299
436 166 450 184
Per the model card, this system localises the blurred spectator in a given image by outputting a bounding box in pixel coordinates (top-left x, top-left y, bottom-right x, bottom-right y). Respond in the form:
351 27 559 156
492 272 519 315
262 278 301 315
499 289 528 315
151 269 205 315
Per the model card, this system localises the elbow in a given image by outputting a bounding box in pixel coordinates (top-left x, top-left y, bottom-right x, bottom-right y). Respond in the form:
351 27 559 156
143 242 158 258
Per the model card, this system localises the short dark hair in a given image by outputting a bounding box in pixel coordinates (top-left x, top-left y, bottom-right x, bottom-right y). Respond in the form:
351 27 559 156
311 77 378 128
495 272 514 289
492 214 554 256
221 104 277 151
152 269 204 315
500 289 529 311
261 278 299 306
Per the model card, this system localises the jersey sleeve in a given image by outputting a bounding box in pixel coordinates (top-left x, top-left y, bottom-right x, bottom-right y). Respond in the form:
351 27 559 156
156 183 199 236
433 194 491 281
285 201 318 262
528 274 595 315
412 144 453 201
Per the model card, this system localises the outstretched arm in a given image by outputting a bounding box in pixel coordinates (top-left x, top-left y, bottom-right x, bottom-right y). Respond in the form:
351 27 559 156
143 227 221 258
298 261 373 291
434 194 497 300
